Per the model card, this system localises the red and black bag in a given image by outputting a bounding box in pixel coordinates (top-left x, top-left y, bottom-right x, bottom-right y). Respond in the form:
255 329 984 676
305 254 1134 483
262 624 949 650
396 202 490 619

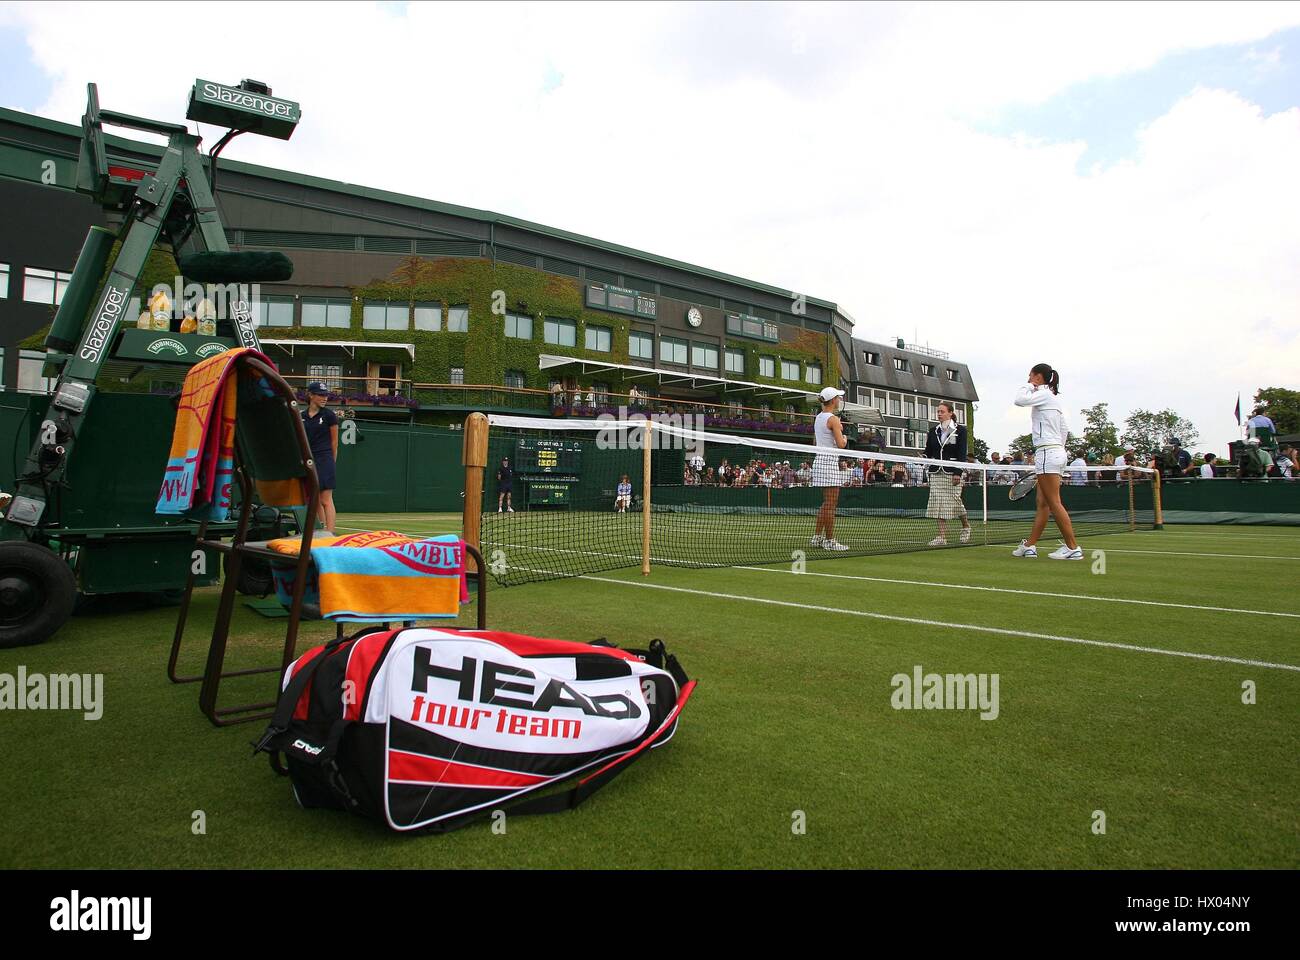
254 627 695 832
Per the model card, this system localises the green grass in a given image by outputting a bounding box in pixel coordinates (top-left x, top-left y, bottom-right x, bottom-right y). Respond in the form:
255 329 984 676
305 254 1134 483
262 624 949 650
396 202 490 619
1 514 1297 868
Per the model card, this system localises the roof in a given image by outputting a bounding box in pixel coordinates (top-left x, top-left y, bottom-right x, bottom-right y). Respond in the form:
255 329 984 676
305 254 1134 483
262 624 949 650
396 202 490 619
259 339 415 360
0 105 842 313
848 337 979 403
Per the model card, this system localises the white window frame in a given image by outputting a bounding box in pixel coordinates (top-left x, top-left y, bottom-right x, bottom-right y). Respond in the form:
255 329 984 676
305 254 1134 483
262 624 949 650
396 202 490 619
660 336 688 366
23 267 72 306
447 305 469 332
449 366 465 385
724 348 745 374
758 355 776 378
302 298 351 329
0 262 9 299
692 342 719 369
544 317 577 347
414 302 442 332
585 324 612 352
629 331 654 360
505 312 532 340
363 301 410 331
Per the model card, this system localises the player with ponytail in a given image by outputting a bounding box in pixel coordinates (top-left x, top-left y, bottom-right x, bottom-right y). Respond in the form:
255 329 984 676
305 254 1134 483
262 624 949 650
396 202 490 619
1011 363 1082 560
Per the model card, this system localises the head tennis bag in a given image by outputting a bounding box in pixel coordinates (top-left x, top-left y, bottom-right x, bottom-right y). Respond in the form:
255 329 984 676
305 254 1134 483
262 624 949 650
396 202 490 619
254 627 695 832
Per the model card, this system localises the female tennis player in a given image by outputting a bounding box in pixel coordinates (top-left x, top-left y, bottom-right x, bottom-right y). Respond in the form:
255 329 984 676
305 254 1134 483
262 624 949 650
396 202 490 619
1011 363 1082 559
811 386 850 551
925 401 971 546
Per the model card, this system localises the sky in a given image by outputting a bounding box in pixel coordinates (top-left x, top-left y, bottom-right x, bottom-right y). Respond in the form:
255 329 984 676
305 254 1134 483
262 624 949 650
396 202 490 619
1 0 1297 454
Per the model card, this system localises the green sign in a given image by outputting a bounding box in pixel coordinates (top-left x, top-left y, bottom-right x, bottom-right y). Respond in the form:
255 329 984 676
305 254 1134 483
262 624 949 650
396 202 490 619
526 481 573 505
187 80 300 140
113 329 238 364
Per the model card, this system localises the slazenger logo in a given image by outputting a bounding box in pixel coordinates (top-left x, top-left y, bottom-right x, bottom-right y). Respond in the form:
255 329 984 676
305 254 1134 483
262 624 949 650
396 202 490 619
200 81 296 119
79 283 130 362
292 738 323 756
196 343 228 358
146 338 187 357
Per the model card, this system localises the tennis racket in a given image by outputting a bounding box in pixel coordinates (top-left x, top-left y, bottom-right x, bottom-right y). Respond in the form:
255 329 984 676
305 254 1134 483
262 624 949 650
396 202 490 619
1008 472 1037 501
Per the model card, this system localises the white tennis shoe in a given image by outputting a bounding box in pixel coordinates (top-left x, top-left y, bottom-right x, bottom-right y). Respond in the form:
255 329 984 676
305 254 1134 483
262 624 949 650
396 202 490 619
822 539 850 551
1048 543 1084 560
959 527 971 543
928 537 947 546
1012 540 1037 558
810 534 824 547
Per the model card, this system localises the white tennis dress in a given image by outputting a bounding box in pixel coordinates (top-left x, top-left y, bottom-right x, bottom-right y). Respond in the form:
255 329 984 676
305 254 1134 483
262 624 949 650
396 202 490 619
812 411 843 487
1014 384 1068 475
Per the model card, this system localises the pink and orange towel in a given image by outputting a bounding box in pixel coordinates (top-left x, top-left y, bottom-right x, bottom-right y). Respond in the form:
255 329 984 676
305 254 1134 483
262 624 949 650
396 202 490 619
265 531 469 622
155 347 304 520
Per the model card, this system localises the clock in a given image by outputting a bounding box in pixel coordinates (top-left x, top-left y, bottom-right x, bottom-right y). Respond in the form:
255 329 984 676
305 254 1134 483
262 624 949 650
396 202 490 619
686 307 702 328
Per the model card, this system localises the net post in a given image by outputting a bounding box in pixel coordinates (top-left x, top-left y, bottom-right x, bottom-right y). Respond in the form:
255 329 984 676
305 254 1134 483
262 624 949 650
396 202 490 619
1152 469 1164 530
641 420 653 576
462 412 490 574
981 467 988 545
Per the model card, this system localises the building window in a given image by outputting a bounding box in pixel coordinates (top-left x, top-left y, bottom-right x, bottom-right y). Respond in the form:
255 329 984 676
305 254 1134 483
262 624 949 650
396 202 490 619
947 369 960 382
255 296 294 328
927 399 939 421
629 331 654 360
889 428 903 448
0 262 8 298
363 301 410 331
447 305 469 332
660 336 688 365
780 359 799 381
592 380 610 405
692 342 719 369
856 389 870 406
544 317 577 347
725 348 745 374
307 364 343 393
505 312 532 340
864 350 880 365
920 363 934 377
758 356 776 378
23 267 72 306
893 357 909 372
17 350 54 394
449 366 465 385
585 324 612 352
806 363 822 385
302 298 351 329
889 393 902 417
504 369 525 389
904 396 915 418
955 404 967 425
414 302 442 332
874 390 887 413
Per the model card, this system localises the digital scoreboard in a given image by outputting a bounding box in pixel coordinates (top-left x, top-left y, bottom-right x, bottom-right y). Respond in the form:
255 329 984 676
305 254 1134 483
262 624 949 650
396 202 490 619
514 438 583 475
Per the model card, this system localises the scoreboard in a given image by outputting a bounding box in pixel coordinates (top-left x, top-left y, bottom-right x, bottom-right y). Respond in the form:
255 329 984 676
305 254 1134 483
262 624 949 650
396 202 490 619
514 438 583 475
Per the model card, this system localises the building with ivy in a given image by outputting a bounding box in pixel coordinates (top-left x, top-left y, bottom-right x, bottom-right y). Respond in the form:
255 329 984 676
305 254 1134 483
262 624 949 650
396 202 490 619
0 104 977 449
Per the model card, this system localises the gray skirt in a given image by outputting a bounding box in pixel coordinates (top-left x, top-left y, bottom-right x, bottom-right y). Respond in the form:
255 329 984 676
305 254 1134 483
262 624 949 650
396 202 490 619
926 474 967 519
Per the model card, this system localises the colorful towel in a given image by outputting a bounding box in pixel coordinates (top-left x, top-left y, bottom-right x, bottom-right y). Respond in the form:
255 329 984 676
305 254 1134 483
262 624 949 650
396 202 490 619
156 347 304 520
266 531 469 622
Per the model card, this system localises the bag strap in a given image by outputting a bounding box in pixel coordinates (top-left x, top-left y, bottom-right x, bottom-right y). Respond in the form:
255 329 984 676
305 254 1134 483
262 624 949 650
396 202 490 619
252 634 349 757
504 678 697 819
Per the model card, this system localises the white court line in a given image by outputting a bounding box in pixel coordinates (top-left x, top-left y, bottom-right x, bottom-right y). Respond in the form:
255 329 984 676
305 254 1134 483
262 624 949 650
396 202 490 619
730 566 1300 619
1103 548 1300 561
576 576 1300 673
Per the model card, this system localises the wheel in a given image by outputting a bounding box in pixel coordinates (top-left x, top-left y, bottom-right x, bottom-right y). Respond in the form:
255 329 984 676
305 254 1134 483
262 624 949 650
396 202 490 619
224 552 275 597
0 540 77 648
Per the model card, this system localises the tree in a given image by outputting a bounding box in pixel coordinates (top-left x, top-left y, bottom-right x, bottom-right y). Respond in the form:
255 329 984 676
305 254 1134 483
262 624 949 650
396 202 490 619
1251 388 1300 435
1121 409 1200 460
1007 434 1035 459
970 436 989 462
1078 403 1122 460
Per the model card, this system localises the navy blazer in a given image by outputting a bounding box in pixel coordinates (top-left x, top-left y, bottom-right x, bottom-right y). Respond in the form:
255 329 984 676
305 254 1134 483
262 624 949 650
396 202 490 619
924 423 967 474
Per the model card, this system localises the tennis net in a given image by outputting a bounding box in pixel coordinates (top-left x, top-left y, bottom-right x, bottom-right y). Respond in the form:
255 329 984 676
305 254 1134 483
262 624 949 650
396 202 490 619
467 414 1159 587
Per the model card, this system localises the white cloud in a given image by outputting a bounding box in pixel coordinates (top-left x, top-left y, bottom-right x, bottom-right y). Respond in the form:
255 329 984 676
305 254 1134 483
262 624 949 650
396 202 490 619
7 0 1300 451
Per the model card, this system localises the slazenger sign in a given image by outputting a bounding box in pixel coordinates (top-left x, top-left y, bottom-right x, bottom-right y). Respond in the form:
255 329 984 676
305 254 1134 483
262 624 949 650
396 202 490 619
80 281 131 363
197 81 298 120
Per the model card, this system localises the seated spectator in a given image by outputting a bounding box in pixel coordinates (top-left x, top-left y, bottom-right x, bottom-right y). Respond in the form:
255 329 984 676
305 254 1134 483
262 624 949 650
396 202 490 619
1199 453 1218 478
890 462 908 486
1067 452 1088 486
797 461 812 485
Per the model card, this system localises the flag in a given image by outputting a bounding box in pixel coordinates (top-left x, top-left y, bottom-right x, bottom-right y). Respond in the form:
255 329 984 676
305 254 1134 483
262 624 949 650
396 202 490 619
1234 395 1241 426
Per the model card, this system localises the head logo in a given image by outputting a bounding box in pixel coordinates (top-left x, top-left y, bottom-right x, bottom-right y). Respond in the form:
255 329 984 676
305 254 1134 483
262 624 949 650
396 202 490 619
146 339 187 357
195 343 229 358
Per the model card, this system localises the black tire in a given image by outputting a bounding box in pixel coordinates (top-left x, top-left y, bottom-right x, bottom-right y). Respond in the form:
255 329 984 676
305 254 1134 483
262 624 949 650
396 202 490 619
0 540 77 648
225 552 274 597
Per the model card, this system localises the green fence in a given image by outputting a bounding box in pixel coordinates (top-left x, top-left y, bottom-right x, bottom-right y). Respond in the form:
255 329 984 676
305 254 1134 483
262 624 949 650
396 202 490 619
335 418 465 513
